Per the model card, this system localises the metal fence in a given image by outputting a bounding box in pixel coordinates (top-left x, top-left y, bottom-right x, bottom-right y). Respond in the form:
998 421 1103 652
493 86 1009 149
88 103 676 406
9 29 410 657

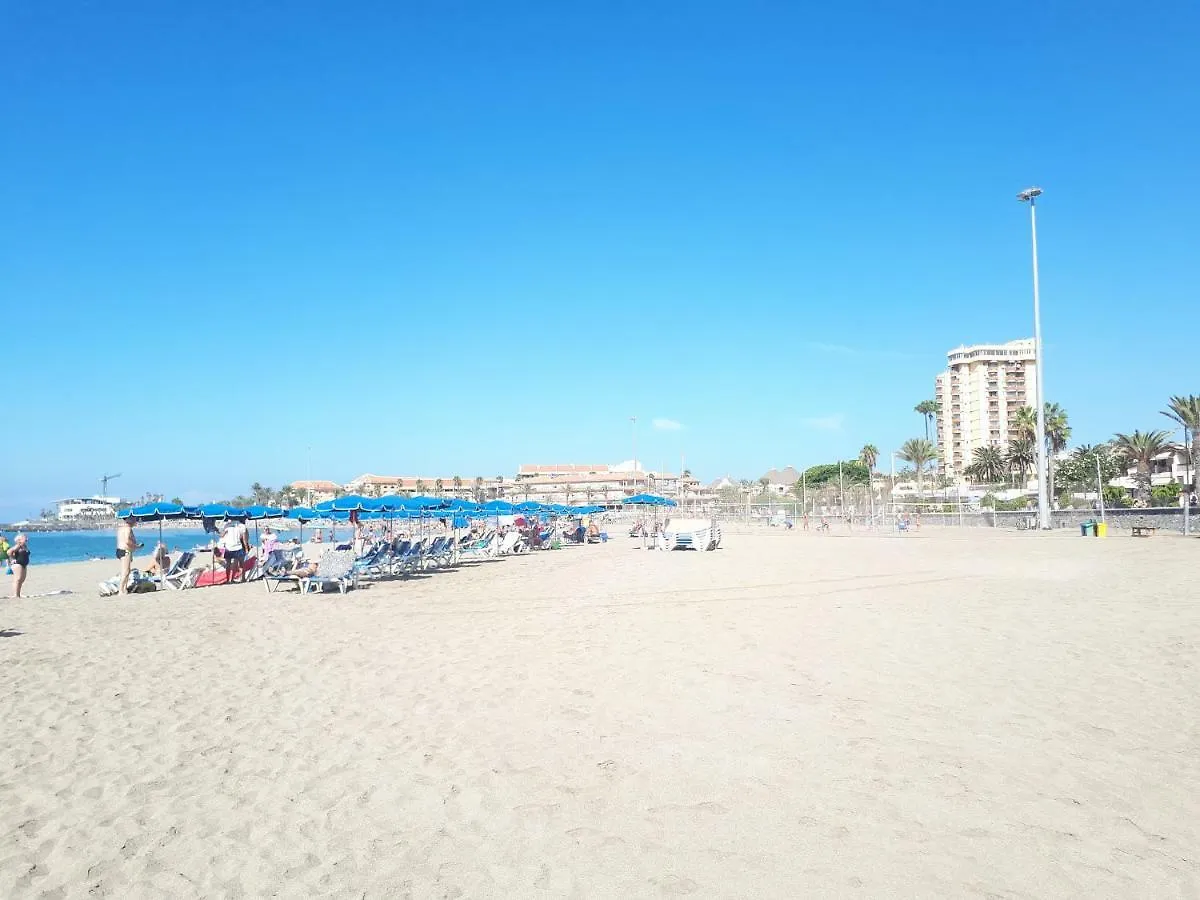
695 499 1197 535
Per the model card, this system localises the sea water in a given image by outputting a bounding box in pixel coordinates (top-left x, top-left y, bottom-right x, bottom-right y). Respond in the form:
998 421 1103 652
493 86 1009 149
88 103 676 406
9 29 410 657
6 525 355 565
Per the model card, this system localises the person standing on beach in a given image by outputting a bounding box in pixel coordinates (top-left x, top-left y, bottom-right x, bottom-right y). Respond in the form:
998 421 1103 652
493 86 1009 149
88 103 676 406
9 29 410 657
115 518 141 595
218 519 251 582
9 534 30 598
0 532 9 573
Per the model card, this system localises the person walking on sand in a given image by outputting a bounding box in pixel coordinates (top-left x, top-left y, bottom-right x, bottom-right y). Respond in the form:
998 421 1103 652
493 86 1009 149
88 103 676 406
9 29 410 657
9 534 30 598
115 518 141 595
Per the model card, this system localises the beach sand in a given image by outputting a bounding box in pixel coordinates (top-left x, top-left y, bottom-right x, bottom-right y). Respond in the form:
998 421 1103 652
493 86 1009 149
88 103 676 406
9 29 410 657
2 529 1197 898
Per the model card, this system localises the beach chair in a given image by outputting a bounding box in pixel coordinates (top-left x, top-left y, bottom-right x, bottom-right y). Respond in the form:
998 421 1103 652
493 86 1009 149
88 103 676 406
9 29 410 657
459 530 497 558
154 551 195 590
301 549 357 594
390 538 426 574
352 541 392 578
166 567 203 590
264 569 302 593
422 536 452 568
495 531 523 555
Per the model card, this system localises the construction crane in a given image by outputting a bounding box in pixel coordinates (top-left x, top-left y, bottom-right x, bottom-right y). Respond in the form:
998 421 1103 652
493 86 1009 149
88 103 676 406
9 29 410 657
101 472 122 498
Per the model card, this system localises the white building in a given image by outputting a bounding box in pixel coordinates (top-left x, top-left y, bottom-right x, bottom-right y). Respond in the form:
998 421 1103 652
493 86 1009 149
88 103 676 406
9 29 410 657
1111 445 1195 491
760 466 801 496
936 339 1039 479
288 480 343 504
56 497 119 521
514 463 693 506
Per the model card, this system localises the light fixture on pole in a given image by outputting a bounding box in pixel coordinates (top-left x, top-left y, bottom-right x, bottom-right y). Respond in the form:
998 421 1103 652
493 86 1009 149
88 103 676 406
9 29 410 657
1017 186 1050 530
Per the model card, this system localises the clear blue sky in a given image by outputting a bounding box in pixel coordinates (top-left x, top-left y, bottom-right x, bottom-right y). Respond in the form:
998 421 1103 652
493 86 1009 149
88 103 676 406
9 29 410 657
2 1 1198 518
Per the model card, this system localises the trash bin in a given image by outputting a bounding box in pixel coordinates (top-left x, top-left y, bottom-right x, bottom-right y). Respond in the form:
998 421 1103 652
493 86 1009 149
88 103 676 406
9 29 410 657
1096 522 1108 537
1080 521 1095 537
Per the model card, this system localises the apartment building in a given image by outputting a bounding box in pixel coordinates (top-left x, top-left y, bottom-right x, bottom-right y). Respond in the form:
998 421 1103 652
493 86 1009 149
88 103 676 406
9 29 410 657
288 480 343 503
514 463 695 506
343 474 514 500
935 339 1039 479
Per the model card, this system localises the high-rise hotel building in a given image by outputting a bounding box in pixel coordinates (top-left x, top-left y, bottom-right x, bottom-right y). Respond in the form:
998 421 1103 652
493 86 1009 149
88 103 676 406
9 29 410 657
935 339 1039 478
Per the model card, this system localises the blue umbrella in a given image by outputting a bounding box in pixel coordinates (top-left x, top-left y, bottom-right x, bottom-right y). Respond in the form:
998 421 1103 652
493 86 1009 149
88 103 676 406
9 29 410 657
244 505 285 520
117 501 192 545
196 503 249 520
408 496 452 509
117 501 189 521
314 494 374 513
483 500 517 514
366 495 411 511
623 493 677 507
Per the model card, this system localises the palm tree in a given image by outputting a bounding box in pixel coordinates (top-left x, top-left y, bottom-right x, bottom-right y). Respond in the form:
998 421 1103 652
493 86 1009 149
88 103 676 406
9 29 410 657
859 444 879 505
858 444 879 473
434 478 445 496
757 476 771 497
1042 402 1070 500
1012 405 1038 439
473 476 485 502
897 438 938 496
1006 438 1035 488
452 475 463 497
415 479 427 495
965 445 1006 484
250 482 272 505
914 400 940 441
1161 394 1200 495
1113 430 1171 502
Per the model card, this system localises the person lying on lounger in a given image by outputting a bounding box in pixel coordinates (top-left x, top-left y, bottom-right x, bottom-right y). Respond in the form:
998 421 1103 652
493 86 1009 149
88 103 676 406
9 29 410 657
288 558 321 578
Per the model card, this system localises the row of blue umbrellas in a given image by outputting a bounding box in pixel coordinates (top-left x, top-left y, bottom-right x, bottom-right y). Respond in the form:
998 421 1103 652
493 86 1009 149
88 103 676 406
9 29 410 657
118 494 675 525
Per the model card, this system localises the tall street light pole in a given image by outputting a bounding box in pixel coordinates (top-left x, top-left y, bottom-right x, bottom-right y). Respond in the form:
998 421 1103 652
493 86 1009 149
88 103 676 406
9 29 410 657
1018 186 1050 530
630 416 638 494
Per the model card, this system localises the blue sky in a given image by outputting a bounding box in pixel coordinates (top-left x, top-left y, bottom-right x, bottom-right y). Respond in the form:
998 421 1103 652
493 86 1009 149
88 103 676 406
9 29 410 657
2 1 1198 518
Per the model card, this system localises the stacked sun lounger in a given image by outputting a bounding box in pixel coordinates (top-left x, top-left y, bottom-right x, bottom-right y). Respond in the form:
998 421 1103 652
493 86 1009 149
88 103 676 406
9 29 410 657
661 518 722 551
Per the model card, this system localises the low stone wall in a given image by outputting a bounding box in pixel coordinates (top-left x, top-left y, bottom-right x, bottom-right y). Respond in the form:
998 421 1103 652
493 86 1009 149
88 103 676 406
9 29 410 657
991 507 1197 534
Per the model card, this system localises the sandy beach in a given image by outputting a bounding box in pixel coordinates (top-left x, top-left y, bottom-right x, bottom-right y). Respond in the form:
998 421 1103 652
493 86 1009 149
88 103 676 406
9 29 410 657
2 528 1197 898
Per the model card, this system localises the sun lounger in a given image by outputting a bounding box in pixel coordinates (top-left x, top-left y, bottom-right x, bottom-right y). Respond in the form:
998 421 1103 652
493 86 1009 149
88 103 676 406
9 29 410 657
167 568 203 590
662 518 722 551
154 551 195 589
352 541 393 578
301 549 356 594
459 531 497 558
495 531 523 555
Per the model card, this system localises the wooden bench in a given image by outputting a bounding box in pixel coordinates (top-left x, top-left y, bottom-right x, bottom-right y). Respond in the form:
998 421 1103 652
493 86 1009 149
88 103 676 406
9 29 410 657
1131 525 1157 537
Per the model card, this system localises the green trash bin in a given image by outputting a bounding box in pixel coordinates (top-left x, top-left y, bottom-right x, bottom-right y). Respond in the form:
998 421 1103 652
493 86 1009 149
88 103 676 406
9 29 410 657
1080 520 1095 537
